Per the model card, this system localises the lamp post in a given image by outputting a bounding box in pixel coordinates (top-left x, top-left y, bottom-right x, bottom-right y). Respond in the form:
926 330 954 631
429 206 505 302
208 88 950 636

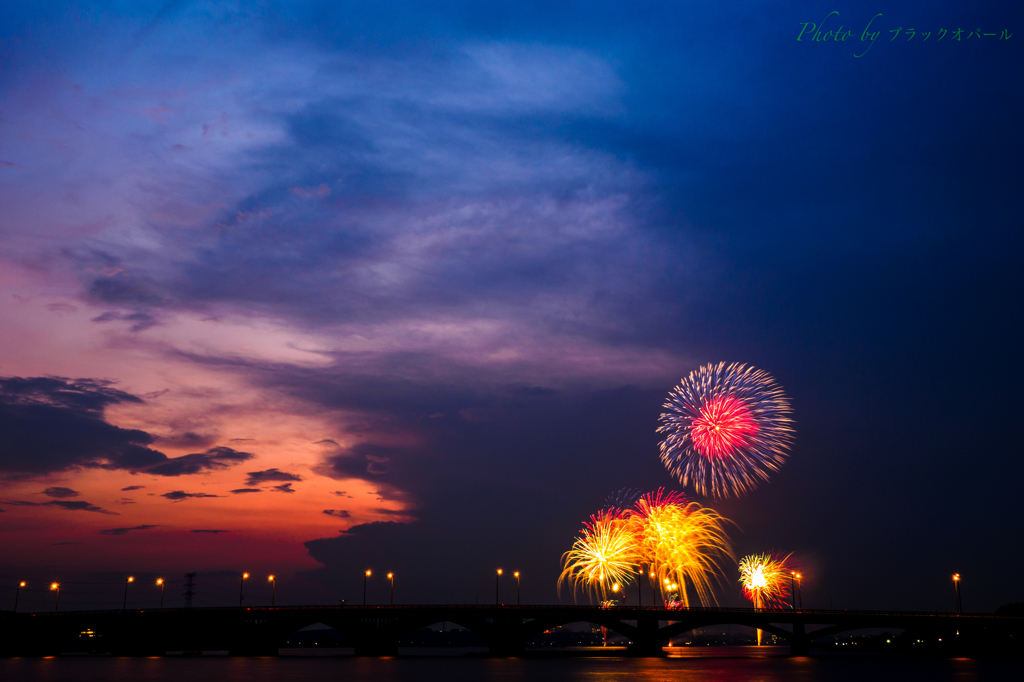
953 574 962 616
514 571 520 606
268 575 276 607
156 578 164 608
51 582 60 612
795 573 802 610
15 581 25 612
496 568 503 606
637 567 643 607
123 576 134 610
364 569 371 606
386 572 394 606
239 572 249 607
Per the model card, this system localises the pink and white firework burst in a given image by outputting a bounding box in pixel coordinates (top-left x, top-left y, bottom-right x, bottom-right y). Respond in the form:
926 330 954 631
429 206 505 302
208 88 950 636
657 362 795 498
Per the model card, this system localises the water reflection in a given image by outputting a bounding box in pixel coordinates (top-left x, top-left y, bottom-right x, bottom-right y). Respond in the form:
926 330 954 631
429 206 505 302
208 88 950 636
0 650 1007 682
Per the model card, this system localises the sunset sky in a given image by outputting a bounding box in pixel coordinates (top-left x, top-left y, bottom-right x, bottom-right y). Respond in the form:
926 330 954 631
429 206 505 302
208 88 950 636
2 1 1021 612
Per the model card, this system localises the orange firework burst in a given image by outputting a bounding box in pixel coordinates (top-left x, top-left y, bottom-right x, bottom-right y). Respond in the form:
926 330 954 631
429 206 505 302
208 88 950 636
738 552 792 610
558 508 642 601
629 489 734 607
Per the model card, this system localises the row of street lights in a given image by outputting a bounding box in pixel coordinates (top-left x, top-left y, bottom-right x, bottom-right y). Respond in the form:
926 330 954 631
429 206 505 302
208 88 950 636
359 568 523 607
12 574 277 612
10 571 968 613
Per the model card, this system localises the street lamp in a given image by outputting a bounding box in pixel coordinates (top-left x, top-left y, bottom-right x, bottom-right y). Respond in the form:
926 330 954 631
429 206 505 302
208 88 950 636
51 582 60 612
637 568 643 607
239 572 249 607
123 576 134 610
387 572 394 606
268 575 276 608
514 571 521 606
953 574 962 616
364 569 371 606
496 568 503 606
795 573 802 610
156 578 165 608
15 581 25 613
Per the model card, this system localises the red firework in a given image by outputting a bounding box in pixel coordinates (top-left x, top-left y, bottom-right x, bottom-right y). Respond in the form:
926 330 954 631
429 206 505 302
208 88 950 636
690 395 759 459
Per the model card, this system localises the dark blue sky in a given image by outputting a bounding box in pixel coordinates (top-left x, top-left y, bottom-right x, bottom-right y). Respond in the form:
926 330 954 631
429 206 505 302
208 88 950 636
0 1 1021 612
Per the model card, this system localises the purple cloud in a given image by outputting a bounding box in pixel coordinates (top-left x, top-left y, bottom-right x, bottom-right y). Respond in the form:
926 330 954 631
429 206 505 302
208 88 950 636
145 446 255 477
245 468 303 486
43 487 80 498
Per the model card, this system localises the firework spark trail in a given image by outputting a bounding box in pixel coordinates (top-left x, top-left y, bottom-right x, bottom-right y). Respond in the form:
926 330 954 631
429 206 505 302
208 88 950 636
738 552 793 611
629 489 734 607
658 362 795 498
558 508 642 601
602 487 643 513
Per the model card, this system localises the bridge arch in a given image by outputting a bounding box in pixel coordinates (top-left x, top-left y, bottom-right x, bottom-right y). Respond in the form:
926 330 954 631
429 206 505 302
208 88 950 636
658 617 792 644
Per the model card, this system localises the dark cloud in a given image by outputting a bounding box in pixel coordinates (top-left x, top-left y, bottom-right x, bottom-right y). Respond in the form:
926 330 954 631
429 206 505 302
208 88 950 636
244 468 303 485
98 524 160 535
323 509 350 518
0 376 159 475
121 485 145 491
191 529 230 534
145 446 255 476
0 379 250 479
161 491 221 501
318 443 402 479
43 487 80 498
229 488 262 494
272 482 296 493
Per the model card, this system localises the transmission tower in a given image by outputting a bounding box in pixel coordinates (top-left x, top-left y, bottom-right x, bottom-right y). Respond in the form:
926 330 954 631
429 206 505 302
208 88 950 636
184 572 196 608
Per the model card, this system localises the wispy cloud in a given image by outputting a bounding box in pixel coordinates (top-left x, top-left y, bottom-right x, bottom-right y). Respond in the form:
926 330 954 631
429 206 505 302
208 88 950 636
98 524 160 535
2 498 117 515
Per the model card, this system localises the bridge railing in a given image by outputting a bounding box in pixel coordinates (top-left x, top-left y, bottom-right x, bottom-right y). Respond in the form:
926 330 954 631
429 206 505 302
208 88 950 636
10 604 1009 620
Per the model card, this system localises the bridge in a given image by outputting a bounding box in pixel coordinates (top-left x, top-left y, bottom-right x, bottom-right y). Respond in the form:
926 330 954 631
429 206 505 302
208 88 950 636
2 605 1021 657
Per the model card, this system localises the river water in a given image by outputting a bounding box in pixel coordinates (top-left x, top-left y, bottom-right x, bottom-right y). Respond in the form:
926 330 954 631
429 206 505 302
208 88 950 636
0 648 1017 682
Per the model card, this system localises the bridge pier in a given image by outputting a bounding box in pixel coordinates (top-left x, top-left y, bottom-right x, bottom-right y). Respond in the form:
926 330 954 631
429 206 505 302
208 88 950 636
488 614 526 656
352 638 398 656
626 616 666 657
789 622 809 657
